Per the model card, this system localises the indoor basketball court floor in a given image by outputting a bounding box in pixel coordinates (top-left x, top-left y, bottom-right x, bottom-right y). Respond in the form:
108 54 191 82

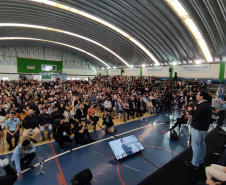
0 112 215 185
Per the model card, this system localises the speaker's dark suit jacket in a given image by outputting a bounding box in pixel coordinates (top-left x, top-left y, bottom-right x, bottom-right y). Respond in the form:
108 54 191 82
191 101 212 131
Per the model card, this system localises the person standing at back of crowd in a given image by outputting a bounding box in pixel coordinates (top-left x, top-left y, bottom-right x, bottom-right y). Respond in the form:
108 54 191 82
185 91 212 170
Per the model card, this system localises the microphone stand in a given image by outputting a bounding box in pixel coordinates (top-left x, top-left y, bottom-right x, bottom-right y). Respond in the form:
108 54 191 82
36 161 45 175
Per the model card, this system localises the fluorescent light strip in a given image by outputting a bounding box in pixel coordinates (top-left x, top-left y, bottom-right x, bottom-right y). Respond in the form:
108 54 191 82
27 0 160 65
0 23 129 67
0 37 110 67
166 0 213 62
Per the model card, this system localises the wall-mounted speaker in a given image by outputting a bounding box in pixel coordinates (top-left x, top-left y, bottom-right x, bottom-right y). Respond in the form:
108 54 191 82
169 68 172 72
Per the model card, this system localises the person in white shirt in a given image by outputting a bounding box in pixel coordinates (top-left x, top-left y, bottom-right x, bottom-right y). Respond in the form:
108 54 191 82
104 98 112 113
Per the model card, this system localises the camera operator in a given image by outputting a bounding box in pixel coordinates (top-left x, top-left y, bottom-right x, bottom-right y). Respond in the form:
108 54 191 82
73 120 95 144
169 104 191 131
55 118 73 151
102 111 116 134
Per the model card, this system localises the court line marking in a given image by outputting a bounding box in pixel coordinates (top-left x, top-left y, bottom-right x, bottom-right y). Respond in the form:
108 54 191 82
49 141 67 185
0 115 156 156
22 123 164 173
117 161 126 185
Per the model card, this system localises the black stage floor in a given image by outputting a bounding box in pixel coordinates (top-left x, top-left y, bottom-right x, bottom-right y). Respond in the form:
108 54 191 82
139 126 226 185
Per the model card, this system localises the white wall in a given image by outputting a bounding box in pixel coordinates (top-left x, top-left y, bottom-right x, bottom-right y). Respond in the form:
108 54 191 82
143 66 169 77
0 65 19 80
108 69 120 75
63 68 96 80
0 65 96 81
123 68 140 76
173 64 219 79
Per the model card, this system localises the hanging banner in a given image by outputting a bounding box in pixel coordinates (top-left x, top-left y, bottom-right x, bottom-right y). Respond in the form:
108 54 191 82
147 66 163 72
99 69 107 75
41 73 67 81
109 69 120 75
182 64 209 72
124 68 138 74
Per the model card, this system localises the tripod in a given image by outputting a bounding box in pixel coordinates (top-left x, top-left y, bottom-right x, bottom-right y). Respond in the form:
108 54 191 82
36 161 45 175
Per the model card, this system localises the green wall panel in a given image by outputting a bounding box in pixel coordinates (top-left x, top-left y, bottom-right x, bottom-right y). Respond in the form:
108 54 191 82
17 58 62 73
219 62 225 82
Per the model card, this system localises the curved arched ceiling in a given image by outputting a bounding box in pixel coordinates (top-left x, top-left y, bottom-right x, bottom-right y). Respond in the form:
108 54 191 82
0 0 225 69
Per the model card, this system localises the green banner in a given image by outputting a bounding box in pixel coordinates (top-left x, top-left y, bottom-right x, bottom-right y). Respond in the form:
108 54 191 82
219 62 225 82
42 74 51 80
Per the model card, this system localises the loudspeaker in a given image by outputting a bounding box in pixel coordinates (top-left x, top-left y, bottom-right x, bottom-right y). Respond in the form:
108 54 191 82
170 130 178 140
169 68 172 72
71 169 93 185
122 69 124 73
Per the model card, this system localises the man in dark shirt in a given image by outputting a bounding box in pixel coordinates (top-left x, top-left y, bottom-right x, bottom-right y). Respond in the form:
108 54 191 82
38 107 52 141
55 118 73 151
185 91 212 169
22 109 40 143
73 120 94 144
51 107 64 139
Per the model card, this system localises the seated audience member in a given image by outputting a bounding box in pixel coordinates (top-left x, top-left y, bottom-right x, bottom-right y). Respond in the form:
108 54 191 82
146 97 153 114
20 106 29 121
83 100 90 116
55 118 73 151
38 107 52 141
58 102 65 115
4 112 21 151
102 111 116 134
31 100 39 115
65 101 75 111
51 107 64 138
115 99 126 122
214 98 226 126
0 158 17 185
122 99 132 120
129 96 136 118
211 93 218 107
4 108 21 121
0 104 6 116
152 96 160 114
104 98 112 113
0 125 4 151
22 109 40 143
75 100 82 111
63 106 75 119
11 140 36 181
205 164 226 182
136 96 146 117
76 104 92 124
73 120 95 144
87 104 99 131
47 103 55 114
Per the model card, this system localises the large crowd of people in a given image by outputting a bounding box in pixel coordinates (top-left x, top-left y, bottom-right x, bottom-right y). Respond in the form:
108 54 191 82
0 75 218 150
0 75 226 184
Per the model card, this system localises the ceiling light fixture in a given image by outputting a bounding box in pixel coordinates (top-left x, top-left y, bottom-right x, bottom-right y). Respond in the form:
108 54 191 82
0 23 129 67
141 64 146 67
0 37 110 67
166 0 213 62
27 0 160 65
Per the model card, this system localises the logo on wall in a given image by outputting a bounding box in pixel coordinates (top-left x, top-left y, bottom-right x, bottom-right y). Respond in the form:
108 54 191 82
27 66 35 69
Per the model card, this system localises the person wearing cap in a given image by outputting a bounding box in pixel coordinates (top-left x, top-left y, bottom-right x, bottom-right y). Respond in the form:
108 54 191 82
11 139 36 181
4 111 21 151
